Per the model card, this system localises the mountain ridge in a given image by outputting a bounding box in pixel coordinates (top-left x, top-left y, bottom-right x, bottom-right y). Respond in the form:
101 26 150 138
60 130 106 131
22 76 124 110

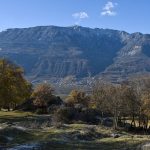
0 25 150 84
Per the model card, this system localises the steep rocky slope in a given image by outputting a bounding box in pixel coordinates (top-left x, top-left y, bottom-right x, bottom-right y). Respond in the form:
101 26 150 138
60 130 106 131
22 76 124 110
0 25 150 83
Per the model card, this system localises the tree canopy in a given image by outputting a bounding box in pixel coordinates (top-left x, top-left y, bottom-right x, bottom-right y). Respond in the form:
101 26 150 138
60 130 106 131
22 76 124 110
0 59 32 110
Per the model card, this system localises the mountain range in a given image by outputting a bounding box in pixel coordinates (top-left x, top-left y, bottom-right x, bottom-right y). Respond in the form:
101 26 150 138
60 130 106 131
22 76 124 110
0 25 150 85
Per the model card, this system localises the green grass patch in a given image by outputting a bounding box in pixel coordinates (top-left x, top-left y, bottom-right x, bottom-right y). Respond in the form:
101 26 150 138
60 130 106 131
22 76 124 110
0 111 150 149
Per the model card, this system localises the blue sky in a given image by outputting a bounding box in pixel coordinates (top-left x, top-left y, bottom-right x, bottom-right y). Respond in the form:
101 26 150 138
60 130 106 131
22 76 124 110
0 0 149 33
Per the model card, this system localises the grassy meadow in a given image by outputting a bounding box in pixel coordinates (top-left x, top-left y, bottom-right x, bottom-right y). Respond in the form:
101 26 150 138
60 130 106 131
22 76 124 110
0 111 150 150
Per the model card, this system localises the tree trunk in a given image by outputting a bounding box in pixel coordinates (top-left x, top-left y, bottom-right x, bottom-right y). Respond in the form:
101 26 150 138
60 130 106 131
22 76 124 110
123 116 126 127
113 110 118 129
8 107 10 111
138 115 141 127
101 112 104 125
131 114 136 127
144 116 148 130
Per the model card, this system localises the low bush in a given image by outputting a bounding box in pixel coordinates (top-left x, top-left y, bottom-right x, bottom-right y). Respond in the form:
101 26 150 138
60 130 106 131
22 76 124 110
53 105 100 124
35 108 47 114
54 107 76 123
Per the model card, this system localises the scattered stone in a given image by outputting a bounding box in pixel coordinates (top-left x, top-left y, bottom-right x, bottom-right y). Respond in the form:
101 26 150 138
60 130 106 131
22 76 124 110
0 135 9 144
137 142 150 150
0 126 31 141
12 125 27 131
0 146 7 150
8 143 40 150
67 128 104 141
111 133 121 138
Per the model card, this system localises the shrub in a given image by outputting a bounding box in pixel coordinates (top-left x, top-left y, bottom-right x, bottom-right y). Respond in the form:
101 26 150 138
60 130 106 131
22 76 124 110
35 108 47 114
54 107 76 123
48 105 61 114
47 96 63 106
76 108 100 124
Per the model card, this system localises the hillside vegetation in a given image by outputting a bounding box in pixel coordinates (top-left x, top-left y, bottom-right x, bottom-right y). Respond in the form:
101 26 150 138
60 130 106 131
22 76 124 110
0 58 150 149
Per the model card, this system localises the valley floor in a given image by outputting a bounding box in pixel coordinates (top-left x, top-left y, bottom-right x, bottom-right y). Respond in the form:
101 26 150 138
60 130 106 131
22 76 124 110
0 111 150 150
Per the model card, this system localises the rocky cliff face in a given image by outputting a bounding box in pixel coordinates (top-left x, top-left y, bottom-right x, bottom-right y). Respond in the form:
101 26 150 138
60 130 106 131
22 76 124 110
0 26 150 83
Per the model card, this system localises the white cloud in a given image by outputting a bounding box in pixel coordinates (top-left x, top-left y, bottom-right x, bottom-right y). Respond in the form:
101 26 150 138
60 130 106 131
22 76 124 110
101 1 118 16
72 12 89 19
72 12 89 25
101 10 116 16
